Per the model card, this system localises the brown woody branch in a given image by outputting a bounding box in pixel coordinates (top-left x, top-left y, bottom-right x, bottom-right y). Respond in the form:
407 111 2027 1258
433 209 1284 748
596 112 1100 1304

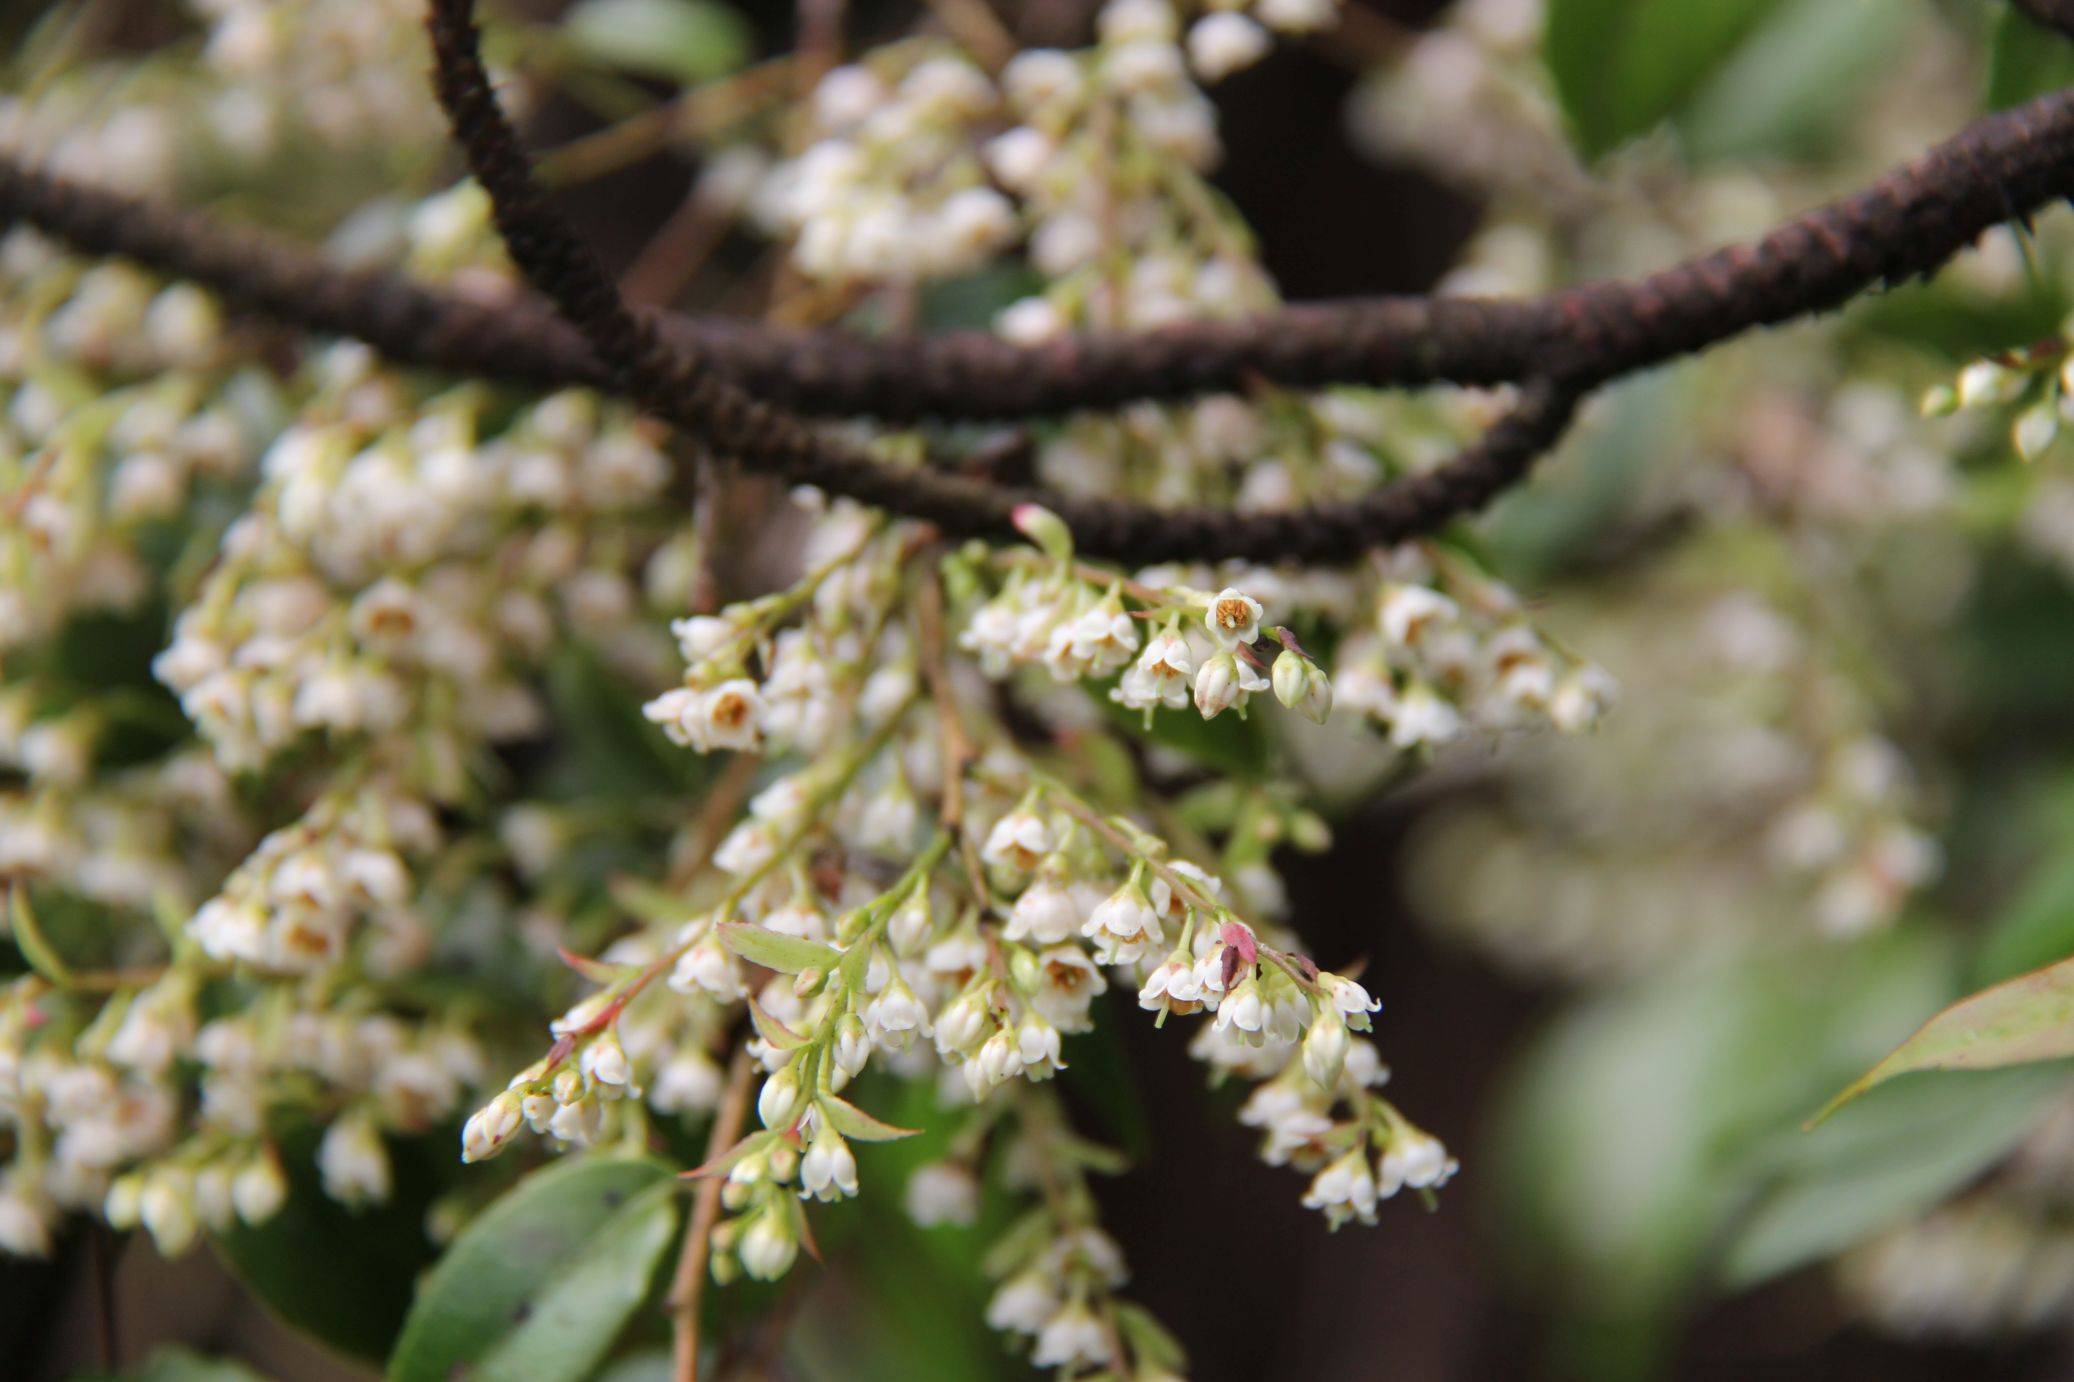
10 75 2074 423
3 9 2070 561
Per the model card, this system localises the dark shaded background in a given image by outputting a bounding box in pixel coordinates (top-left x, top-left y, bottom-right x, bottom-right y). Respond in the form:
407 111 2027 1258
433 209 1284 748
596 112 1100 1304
10 1 2074 1377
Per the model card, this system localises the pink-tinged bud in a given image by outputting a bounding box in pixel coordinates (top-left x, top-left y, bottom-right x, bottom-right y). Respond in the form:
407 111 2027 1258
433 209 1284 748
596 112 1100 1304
1011 504 1074 560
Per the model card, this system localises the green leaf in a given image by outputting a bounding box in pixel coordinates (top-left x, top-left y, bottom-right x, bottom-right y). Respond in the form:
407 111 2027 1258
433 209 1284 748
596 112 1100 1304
1094 689 1271 780
684 1129 776 1180
1543 0 1788 158
747 995 810 1050
1814 953 2074 1122
1987 9 2074 111
471 1180 682 1382
215 1126 449 1364
717 921 841 975
388 1155 676 1382
819 1093 921 1143
1113 1301 1187 1372
564 0 752 85
1487 930 1953 1321
1674 0 1916 164
1717 1064 2059 1287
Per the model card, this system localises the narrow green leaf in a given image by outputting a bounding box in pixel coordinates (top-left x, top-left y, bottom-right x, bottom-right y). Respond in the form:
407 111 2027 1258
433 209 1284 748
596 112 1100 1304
683 1129 776 1180
471 1179 682 1382
717 921 841 975
1813 954 2074 1124
819 1093 921 1143
1717 1065 2060 1288
387 1155 672 1382
564 0 752 84
1114 1302 1188 1372
747 995 809 1050
1987 9 2074 111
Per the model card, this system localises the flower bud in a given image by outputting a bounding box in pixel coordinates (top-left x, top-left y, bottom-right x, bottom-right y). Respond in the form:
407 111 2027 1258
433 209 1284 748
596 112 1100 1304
2017 403 2059 461
462 1090 526 1163
1194 652 1241 718
1303 1008 1351 1090
833 1014 872 1080
1957 360 2016 408
232 1154 288 1224
1011 503 1074 561
105 1174 144 1229
579 1030 631 1091
1016 1017 1063 1074
140 1173 199 1255
800 1122 859 1202
738 1209 799 1280
1271 649 1309 710
757 1063 805 1130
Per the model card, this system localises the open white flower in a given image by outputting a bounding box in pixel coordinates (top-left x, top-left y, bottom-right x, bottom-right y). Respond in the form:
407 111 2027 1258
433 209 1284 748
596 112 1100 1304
1204 587 1264 646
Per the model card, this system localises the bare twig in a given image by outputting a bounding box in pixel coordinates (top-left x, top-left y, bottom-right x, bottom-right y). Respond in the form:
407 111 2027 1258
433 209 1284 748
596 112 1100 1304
669 1042 755 1382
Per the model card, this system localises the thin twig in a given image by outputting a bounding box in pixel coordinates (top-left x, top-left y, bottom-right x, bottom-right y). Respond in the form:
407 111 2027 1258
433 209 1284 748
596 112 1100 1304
670 1042 755 1382
912 559 989 898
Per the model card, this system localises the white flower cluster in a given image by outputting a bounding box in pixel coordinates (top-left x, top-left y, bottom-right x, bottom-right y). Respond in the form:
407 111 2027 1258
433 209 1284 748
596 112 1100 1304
760 54 1017 282
1410 581 1940 981
1335 544 1614 751
0 232 258 654
1766 736 1941 939
0 0 447 198
642 503 909 758
188 778 431 975
153 355 672 773
0 165 690 1266
758 0 1325 301
1 961 484 1256
957 538 1335 727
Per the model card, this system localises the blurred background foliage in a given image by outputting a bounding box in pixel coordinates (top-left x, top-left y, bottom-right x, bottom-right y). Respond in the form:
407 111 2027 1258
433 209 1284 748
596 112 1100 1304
14 0 2074 1379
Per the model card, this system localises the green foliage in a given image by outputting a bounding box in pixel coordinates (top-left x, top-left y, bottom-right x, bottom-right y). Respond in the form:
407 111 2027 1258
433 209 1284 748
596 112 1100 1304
1972 849 2074 986
1673 0 1917 163
214 1127 451 1364
1095 691 1272 780
1815 954 2074 1121
562 0 753 85
388 1154 681 1382
1717 1065 2059 1286
1487 931 1962 1336
544 647 706 800
717 921 842 976
1986 8 2074 110
1543 0 1788 158
820 1092 922 1142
